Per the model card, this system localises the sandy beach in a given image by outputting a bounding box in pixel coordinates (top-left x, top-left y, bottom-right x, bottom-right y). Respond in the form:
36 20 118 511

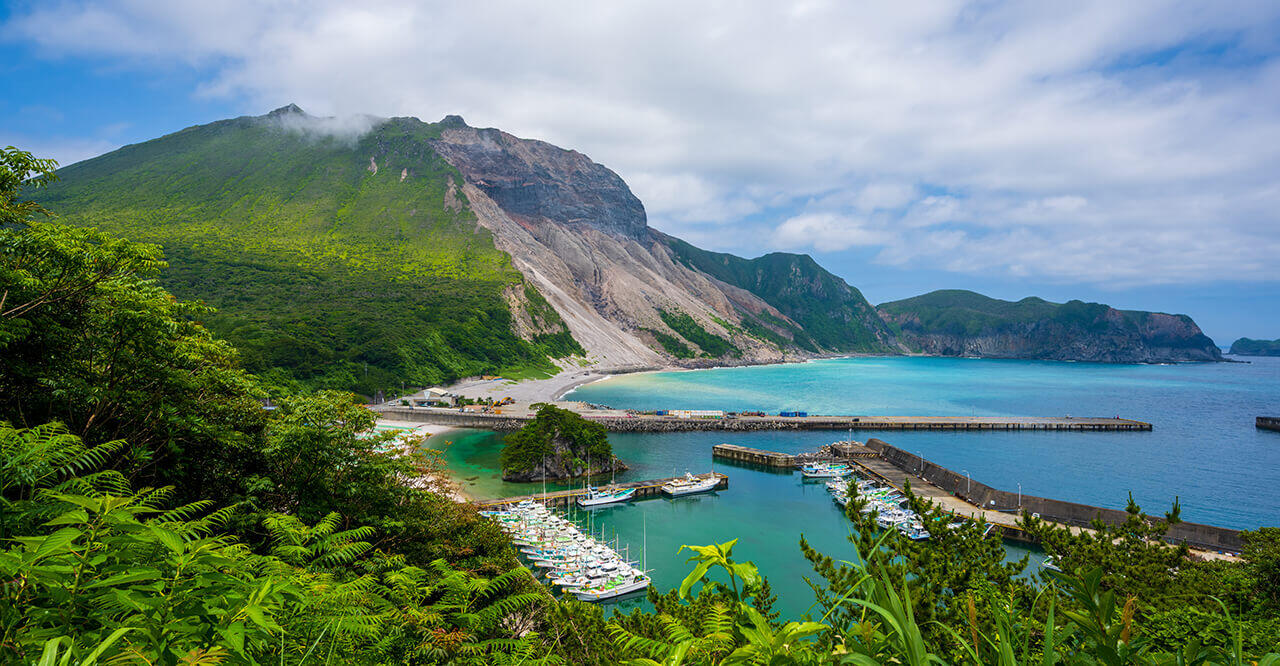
444 367 614 403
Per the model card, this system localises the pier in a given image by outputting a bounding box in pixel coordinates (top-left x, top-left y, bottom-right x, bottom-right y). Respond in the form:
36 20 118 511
381 406 1152 432
473 472 728 509
712 441 876 469
1258 416 1280 432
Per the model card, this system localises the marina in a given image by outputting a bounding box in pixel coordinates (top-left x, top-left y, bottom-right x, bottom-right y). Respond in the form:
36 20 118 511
481 500 652 602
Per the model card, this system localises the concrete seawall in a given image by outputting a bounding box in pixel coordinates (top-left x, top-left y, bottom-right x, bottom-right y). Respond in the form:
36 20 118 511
1259 416 1280 432
380 407 1152 433
864 439 1244 553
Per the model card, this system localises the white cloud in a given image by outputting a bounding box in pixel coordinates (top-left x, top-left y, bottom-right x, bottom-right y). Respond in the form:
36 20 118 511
4 1 1280 285
0 134 119 170
773 213 894 251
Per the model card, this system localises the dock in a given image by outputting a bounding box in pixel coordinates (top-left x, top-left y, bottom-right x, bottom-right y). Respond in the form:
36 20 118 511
473 472 728 509
380 406 1152 432
1258 416 1280 432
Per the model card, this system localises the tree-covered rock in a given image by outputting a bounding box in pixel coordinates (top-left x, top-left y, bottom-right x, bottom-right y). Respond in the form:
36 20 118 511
500 404 625 482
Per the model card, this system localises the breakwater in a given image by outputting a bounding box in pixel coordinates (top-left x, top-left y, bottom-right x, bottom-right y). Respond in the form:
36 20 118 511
1259 416 1280 432
473 472 728 509
863 439 1243 553
380 407 1152 432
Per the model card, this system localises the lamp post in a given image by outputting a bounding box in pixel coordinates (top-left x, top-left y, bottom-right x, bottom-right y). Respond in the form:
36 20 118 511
962 469 970 494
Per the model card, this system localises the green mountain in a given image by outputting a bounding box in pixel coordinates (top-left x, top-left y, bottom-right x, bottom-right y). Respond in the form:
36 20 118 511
36 106 907 391
659 233 898 353
38 106 1222 388
878 289 1222 362
1229 338 1280 356
38 107 580 395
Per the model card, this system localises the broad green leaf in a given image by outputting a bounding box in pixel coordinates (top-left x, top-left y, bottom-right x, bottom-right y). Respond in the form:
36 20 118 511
43 508 89 526
84 568 162 589
32 527 83 563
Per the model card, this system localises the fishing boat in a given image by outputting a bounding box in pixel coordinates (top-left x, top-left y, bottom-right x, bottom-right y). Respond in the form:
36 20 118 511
570 571 651 601
661 472 720 497
898 519 931 540
577 486 637 508
800 462 852 479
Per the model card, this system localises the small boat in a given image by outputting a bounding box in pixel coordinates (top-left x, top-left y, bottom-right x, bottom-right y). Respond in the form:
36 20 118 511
898 520 931 540
571 572 651 601
875 509 912 530
577 486 637 508
661 472 719 497
1042 556 1062 572
800 463 852 479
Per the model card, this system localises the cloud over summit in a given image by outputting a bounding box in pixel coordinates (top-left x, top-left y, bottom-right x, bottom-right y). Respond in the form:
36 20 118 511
5 0 1280 286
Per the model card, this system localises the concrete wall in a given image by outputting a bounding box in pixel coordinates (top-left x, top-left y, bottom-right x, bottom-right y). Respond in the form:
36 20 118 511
864 439 1244 553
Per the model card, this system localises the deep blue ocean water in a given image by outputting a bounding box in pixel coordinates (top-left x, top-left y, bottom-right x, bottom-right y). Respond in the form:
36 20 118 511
429 355 1280 617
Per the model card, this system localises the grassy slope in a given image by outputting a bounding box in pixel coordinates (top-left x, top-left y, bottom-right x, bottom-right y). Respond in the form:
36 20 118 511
39 111 580 395
661 235 895 352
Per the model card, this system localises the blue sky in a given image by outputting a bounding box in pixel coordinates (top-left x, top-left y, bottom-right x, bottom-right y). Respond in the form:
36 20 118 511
2 1 1278 345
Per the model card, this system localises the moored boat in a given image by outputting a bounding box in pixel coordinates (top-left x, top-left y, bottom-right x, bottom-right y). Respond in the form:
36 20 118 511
577 486 637 507
800 462 853 479
661 472 719 497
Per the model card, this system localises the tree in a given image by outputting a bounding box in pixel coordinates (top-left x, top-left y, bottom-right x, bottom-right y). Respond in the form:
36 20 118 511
0 221 268 502
0 145 58 226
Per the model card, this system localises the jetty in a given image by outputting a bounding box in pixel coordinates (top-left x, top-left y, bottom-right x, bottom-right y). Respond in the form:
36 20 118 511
1258 416 1280 432
380 405 1152 432
473 472 728 509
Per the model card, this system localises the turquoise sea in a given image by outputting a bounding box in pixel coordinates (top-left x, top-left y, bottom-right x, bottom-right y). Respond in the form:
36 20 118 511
428 355 1280 617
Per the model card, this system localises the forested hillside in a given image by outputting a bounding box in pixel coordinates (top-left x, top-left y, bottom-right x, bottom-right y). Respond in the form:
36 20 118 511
660 233 898 353
37 107 581 396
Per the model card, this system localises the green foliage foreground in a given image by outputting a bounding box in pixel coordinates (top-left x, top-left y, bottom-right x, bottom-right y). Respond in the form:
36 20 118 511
2 145 1278 664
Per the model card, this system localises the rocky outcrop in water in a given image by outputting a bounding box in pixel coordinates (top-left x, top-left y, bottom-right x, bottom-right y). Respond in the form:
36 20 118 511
500 405 627 482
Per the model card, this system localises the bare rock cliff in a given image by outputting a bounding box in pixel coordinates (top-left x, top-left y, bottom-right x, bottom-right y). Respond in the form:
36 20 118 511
429 120 808 368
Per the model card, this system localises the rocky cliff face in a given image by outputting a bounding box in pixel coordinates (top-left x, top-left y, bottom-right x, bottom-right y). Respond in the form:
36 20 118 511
428 119 866 368
878 291 1222 363
430 118 648 240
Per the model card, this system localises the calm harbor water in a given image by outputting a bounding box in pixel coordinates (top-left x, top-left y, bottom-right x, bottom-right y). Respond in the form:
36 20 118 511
428 355 1280 617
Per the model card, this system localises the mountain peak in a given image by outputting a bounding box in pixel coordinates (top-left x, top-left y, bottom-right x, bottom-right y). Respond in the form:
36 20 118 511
267 104 306 117
439 114 468 127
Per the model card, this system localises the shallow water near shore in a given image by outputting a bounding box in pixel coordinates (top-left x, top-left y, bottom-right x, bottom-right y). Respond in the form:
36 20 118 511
429 355 1280 617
